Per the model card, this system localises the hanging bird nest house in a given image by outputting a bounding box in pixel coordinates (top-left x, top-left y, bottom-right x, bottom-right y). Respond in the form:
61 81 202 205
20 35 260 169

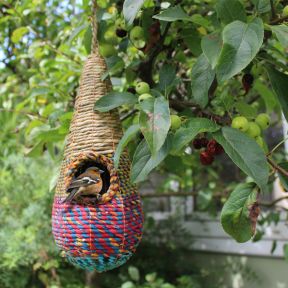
52 4 143 272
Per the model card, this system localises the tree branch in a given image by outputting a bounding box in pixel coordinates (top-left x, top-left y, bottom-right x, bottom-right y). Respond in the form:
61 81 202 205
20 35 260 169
269 0 276 20
267 157 288 178
270 15 288 25
138 22 171 85
120 109 137 121
169 98 230 125
260 196 288 207
0 108 46 120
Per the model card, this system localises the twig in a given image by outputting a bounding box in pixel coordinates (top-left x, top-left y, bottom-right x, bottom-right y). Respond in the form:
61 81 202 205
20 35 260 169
270 15 288 25
120 109 138 122
0 108 46 120
267 136 288 157
267 157 288 178
269 0 276 20
260 196 288 207
247 95 260 105
44 41 82 65
138 22 172 85
169 98 230 125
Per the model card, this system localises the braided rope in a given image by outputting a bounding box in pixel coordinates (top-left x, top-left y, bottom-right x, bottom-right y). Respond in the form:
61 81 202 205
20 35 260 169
91 0 98 54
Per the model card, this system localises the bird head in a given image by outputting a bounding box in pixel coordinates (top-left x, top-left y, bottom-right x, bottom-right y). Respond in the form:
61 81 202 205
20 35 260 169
86 166 104 174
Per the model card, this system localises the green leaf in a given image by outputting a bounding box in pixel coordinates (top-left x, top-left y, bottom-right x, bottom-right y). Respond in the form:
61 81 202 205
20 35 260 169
123 0 144 25
253 80 279 112
266 66 288 121
30 87 52 98
26 141 44 157
158 64 176 93
30 126 65 142
83 26 92 54
278 162 288 192
114 124 140 169
251 0 271 14
215 0 247 24
234 101 258 118
153 6 190 22
172 118 220 153
121 282 136 288
104 56 125 77
11 27 29 43
191 54 215 108
216 18 264 82
181 27 202 56
221 183 259 243
201 32 222 69
190 14 211 28
214 127 269 191
128 266 140 282
139 97 170 155
68 23 88 44
94 92 137 112
271 25 288 48
131 137 171 183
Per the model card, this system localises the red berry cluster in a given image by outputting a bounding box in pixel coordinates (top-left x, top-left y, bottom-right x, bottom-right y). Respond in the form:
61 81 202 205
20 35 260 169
193 138 224 166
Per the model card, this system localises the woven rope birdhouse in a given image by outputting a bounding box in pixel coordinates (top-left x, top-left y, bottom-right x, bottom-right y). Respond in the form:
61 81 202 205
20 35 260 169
51 3 143 272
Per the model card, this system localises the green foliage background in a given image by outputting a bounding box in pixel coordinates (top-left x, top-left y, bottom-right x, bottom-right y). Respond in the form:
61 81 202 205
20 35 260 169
1 0 288 287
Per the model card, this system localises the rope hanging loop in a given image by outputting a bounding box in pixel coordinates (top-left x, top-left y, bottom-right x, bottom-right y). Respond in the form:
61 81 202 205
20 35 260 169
91 0 99 54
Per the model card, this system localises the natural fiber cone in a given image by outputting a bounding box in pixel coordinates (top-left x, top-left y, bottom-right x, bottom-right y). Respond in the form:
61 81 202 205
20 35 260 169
55 53 123 198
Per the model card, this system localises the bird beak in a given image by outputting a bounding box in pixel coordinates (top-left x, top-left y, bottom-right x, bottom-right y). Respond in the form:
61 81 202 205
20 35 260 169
99 169 104 174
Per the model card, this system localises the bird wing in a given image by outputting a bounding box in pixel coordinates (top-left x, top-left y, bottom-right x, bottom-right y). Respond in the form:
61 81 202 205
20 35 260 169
62 188 80 203
66 176 99 192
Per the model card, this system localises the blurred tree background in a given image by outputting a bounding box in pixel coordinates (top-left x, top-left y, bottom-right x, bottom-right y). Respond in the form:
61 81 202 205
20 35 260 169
1 0 288 287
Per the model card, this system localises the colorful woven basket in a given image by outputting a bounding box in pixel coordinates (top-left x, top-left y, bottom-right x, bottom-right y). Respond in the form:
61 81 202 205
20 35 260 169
51 18 143 271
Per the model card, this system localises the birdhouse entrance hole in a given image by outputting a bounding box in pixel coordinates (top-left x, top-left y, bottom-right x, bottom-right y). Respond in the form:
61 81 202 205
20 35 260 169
64 153 120 205
73 160 110 195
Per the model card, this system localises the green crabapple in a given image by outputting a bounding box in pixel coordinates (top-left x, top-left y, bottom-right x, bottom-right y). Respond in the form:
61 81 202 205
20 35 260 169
255 113 271 130
138 93 153 102
246 122 261 138
136 82 150 94
170 115 182 130
231 116 249 132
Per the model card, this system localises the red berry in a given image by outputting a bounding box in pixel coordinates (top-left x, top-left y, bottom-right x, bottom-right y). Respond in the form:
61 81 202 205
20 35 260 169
193 139 202 150
214 143 224 155
207 139 217 155
242 73 254 94
200 137 209 148
200 150 214 165
207 139 224 155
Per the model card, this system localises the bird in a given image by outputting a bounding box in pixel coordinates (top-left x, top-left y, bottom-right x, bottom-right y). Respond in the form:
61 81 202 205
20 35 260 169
62 167 104 204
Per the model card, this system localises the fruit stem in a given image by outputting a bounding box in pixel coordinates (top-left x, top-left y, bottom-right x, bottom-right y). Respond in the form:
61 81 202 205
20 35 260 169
267 136 288 156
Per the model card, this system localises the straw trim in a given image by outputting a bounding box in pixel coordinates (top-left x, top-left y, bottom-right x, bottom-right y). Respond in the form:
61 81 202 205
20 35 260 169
64 152 119 204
